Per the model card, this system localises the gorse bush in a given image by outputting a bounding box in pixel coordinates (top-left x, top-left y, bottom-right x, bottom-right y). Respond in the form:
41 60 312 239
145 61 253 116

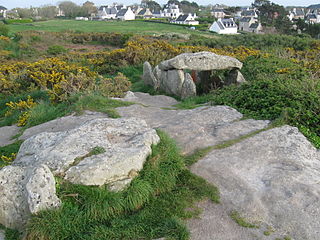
46 45 67 55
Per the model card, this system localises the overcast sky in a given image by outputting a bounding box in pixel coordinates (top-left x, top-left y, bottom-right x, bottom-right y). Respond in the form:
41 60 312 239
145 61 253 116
1 0 317 9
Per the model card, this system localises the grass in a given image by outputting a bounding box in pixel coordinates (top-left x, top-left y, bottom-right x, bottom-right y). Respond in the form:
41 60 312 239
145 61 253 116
0 140 23 168
9 20 208 37
71 146 106 167
0 92 133 130
22 131 219 240
230 211 259 228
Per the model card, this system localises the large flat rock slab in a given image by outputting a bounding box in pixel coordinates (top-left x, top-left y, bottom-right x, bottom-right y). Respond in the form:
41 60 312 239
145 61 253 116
159 51 243 71
190 126 320 240
120 91 178 108
15 118 159 187
19 111 108 140
0 125 20 147
187 200 277 240
117 93 269 154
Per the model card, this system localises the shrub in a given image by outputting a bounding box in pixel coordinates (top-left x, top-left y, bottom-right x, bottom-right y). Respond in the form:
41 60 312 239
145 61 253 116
0 24 9 36
46 45 67 55
98 72 131 98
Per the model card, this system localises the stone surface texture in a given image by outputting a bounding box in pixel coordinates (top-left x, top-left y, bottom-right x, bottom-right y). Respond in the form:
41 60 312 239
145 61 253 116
117 93 269 155
0 125 20 147
180 73 197 99
142 52 244 98
142 61 159 88
159 51 243 71
225 69 246 85
19 111 108 140
15 118 160 186
191 126 320 240
0 164 60 229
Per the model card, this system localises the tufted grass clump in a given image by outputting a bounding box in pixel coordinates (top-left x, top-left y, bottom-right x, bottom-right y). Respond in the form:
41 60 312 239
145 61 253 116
24 131 219 240
230 211 259 228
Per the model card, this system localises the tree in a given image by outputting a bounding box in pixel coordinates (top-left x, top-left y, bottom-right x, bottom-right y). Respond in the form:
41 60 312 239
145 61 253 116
145 1 161 12
258 2 292 33
82 1 97 17
38 5 57 19
58 1 83 18
252 0 270 7
15 8 33 18
180 1 199 13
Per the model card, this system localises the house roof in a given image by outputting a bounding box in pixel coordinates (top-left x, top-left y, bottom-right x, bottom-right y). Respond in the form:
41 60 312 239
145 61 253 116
307 13 317 19
98 6 108 11
176 14 189 22
116 5 124 11
116 9 128 17
240 17 252 22
221 19 237 28
153 10 161 14
242 10 256 16
249 22 259 29
215 19 237 29
0 6 7 10
212 9 224 13
138 9 146 15
294 8 305 16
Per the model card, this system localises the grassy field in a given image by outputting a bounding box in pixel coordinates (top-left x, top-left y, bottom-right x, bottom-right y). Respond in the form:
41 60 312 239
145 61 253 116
8 19 212 36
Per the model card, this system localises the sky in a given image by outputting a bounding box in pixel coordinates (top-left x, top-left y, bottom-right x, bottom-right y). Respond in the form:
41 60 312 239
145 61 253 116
0 0 318 9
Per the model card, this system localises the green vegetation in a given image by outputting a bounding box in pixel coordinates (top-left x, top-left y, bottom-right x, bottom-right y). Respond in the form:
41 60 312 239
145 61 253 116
8 20 198 35
0 140 23 167
46 45 68 55
230 211 260 228
25 131 219 240
0 92 133 129
71 146 106 167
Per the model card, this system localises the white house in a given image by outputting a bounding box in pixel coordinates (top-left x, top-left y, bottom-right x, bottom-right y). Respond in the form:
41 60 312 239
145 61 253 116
116 7 135 20
0 6 7 18
209 18 238 34
56 7 65 17
152 10 162 18
172 13 199 25
239 17 255 31
97 6 118 19
162 3 182 19
211 9 225 19
137 8 153 19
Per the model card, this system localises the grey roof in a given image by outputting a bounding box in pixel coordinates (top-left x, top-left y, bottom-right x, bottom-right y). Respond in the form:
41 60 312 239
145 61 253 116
240 17 252 22
295 8 305 16
212 9 224 12
242 10 256 16
307 13 317 19
249 23 259 29
138 9 146 15
176 14 189 22
116 6 123 11
217 21 225 29
116 9 127 17
0 6 6 10
153 10 161 14
221 19 237 28
106 7 117 14
98 5 108 11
